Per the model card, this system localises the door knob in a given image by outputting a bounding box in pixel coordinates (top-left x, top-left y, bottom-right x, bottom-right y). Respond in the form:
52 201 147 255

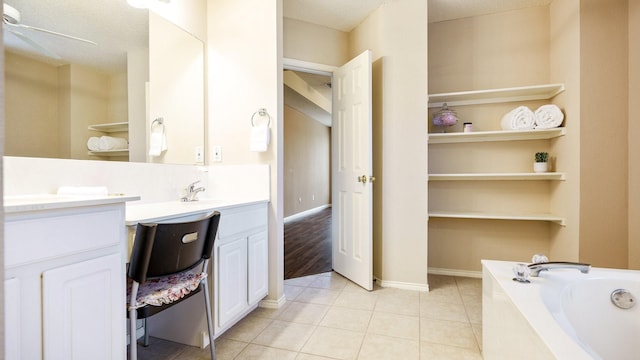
358 175 368 183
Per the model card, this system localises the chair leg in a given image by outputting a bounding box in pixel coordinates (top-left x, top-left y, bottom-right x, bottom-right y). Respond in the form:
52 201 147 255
143 318 150 346
203 281 216 360
129 308 138 360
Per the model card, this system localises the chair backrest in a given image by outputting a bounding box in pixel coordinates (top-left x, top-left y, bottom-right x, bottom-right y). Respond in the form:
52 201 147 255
128 211 221 283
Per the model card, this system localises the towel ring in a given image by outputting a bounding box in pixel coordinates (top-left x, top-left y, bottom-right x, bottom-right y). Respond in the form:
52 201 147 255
251 108 271 127
151 117 164 127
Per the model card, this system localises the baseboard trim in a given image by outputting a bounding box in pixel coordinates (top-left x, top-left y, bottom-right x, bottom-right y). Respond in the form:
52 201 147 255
428 267 483 279
259 294 287 309
374 277 429 292
284 204 331 223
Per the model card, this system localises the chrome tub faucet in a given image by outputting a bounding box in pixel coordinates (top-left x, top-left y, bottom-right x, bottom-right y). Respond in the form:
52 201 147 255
527 261 591 277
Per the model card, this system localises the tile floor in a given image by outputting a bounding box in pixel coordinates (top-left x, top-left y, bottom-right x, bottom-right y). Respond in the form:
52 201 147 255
134 272 483 360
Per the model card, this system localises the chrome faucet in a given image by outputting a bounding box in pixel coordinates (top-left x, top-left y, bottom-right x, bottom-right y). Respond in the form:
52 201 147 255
181 181 205 202
527 261 591 277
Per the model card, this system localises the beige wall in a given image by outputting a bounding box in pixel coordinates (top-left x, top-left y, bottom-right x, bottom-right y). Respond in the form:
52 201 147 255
579 0 628 268
350 0 428 287
5 53 125 160
208 0 284 303
283 105 330 217
5 52 61 158
283 18 349 67
629 0 640 268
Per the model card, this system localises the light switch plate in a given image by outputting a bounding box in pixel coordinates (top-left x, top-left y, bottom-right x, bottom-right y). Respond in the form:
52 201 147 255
212 145 222 162
195 146 204 163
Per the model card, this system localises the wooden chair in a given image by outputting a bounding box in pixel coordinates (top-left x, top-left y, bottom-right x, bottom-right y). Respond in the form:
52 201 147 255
127 211 220 360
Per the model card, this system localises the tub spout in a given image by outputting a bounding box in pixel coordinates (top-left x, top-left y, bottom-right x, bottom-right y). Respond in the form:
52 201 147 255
527 261 591 277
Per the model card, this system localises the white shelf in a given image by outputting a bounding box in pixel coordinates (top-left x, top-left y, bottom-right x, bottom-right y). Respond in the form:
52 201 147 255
88 122 128 133
88 150 129 157
428 83 565 108
428 127 566 144
428 211 566 226
429 172 566 181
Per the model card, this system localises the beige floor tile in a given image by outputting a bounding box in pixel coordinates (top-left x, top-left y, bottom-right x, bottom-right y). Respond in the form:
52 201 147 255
251 301 291 320
319 306 372 332
420 341 483 360
285 284 307 301
285 275 320 287
374 290 420 316
309 274 349 290
333 289 378 310
427 275 457 289
471 323 482 350
462 295 482 324
367 311 420 340
277 301 330 325
206 338 247 360
252 320 316 351
296 287 341 305
357 333 419 360
296 353 339 360
300 326 365 360
455 277 482 297
420 299 469 322
235 344 298 360
420 318 479 350
221 316 273 343
420 284 463 305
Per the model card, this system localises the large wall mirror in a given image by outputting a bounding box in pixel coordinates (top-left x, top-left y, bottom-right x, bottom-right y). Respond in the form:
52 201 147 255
3 0 205 165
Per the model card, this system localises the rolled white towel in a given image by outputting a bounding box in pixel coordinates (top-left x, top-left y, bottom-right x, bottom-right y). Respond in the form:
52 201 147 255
534 104 564 129
501 106 536 130
87 136 101 151
98 136 128 151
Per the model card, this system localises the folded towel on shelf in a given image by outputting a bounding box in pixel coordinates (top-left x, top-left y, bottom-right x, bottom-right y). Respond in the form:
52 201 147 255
98 136 128 151
250 125 270 152
500 106 536 130
57 186 109 196
534 104 564 129
87 137 101 151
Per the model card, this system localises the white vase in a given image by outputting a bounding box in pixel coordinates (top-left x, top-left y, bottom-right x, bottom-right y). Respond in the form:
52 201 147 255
533 162 549 173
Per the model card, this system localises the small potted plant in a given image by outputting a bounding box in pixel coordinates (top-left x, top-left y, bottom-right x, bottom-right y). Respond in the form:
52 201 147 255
534 152 549 173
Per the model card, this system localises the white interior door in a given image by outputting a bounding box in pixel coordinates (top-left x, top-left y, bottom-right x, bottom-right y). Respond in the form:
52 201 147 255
331 50 373 291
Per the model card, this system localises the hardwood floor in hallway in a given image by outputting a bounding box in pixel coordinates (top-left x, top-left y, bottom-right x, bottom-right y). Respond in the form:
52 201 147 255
284 207 332 279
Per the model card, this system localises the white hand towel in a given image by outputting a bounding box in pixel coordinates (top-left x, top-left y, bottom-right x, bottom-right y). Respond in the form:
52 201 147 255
57 186 109 196
149 124 168 157
500 106 536 130
534 104 564 129
250 125 270 152
98 136 128 151
87 137 100 151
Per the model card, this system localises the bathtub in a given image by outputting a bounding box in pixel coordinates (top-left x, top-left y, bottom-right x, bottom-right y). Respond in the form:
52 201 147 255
482 260 640 359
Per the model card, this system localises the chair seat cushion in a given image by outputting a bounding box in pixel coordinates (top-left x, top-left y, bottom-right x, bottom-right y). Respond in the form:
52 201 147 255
128 269 207 310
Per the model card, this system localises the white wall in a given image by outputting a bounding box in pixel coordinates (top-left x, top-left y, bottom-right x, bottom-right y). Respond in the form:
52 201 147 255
207 0 284 306
350 0 428 288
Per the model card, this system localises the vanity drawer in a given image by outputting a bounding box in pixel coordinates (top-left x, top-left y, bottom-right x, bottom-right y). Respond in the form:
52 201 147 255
218 204 267 240
5 206 123 268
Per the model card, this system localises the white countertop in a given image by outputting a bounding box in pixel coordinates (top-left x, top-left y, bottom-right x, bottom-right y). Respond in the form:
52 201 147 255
125 198 269 225
4 194 141 213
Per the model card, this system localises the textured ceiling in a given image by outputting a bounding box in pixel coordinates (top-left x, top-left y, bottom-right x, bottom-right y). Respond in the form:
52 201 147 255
3 0 148 74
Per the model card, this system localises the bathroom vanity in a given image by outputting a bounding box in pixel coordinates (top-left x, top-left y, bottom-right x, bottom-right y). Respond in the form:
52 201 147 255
4 194 139 360
125 199 269 347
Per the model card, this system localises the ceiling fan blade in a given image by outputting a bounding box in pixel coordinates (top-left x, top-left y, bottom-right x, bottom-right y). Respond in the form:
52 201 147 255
8 22 97 45
6 27 61 59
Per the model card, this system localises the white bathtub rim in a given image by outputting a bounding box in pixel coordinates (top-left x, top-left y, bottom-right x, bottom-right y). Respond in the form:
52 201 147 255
483 260 596 360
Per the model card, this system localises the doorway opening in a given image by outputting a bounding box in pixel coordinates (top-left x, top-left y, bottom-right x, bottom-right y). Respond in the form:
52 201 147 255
283 68 333 279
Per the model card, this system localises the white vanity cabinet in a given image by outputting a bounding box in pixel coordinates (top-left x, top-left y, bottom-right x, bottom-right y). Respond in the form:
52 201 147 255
215 203 269 333
4 196 136 360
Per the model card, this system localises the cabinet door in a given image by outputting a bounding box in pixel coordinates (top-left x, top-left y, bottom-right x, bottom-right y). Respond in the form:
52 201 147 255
248 231 269 305
216 237 248 329
42 253 124 360
5 278 21 360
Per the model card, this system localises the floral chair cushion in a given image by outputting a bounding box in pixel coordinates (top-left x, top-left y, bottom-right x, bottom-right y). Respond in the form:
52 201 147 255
127 269 207 310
